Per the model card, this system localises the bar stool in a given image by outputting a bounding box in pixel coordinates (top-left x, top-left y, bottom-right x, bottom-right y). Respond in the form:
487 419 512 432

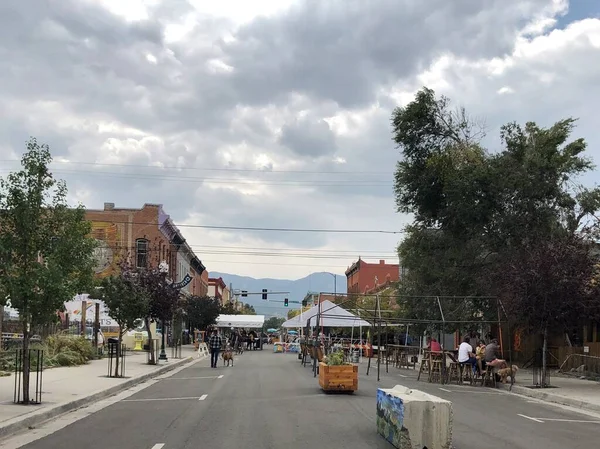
446 361 461 384
481 364 497 387
430 352 444 383
459 362 474 385
417 350 431 381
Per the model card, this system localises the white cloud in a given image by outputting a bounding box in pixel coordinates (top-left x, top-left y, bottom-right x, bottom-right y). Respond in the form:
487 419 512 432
1 0 599 281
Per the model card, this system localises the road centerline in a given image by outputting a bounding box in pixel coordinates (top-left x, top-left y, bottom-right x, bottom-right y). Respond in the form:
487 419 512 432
122 396 202 402
518 414 544 423
162 376 218 380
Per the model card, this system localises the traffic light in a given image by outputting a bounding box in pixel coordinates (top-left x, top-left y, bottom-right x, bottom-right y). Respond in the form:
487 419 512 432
284 298 289 307
241 290 248 297
262 288 267 300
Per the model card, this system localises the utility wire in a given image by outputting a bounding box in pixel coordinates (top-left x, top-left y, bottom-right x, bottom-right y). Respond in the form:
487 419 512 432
85 219 403 234
0 159 392 175
0 168 392 187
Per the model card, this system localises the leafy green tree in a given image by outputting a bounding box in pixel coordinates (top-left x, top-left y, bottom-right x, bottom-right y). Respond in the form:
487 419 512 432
263 316 285 331
121 262 180 364
220 301 239 315
391 88 600 345
98 275 147 376
241 303 256 315
0 138 96 402
492 235 600 378
186 295 221 331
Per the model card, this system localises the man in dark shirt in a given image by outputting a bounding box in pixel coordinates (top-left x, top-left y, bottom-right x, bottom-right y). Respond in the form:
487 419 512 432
485 338 506 368
209 329 222 368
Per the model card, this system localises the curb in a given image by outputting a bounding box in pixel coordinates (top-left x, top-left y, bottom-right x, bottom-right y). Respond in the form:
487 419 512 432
0 356 194 439
501 383 600 414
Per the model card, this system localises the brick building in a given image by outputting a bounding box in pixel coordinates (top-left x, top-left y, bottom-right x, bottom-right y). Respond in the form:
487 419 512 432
345 258 400 295
86 203 206 289
208 277 227 305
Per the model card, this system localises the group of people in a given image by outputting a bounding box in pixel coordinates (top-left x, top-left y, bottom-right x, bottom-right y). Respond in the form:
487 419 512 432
206 328 267 368
458 335 505 376
425 334 506 379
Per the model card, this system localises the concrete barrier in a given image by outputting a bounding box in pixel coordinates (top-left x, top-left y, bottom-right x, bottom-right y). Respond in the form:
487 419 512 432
376 385 452 449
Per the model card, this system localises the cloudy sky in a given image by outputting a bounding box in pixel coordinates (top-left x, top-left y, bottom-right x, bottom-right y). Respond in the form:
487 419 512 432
1 0 599 280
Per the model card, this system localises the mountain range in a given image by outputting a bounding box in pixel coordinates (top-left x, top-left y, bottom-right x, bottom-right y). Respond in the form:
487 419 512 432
210 272 347 318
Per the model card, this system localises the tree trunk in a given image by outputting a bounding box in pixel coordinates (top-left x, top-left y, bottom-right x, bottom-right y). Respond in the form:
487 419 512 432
115 327 122 377
145 317 155 365
22 320 30 404
542 326 548 387
564 332 572 347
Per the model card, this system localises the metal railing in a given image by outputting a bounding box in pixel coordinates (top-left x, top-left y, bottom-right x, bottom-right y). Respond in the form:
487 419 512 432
107 342 126 378
13 349 44 404
559 353 600 377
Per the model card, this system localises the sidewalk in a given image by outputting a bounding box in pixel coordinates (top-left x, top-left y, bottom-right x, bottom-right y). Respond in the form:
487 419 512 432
0 345 198 438
501 369 600 413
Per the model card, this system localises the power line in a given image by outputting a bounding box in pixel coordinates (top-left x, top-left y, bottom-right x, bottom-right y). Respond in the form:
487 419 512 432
191 244 395 253
95 243 396 260
0 168 392 187
86 219 403 234
0 159 392 175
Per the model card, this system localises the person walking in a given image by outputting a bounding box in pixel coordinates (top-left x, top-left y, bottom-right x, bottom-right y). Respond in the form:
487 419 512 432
209 329 222 368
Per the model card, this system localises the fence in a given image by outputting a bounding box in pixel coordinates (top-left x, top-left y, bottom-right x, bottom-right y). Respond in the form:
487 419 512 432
559 353 600 377
13 348 44 404
107 342 126 378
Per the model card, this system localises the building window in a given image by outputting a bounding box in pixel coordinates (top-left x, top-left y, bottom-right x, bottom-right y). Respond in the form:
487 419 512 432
136 239 148 268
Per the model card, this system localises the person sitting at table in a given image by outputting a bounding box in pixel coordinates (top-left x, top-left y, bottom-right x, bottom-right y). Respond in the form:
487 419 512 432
426 336 442 352
485 338 506 368
458 336 477 375
475 341 486 374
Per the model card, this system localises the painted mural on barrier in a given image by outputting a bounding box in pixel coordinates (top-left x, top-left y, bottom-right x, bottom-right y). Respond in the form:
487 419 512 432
376 388 410 448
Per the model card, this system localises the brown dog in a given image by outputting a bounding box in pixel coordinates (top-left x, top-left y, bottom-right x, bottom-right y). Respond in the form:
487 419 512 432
497 365 519 383
222 349 234 367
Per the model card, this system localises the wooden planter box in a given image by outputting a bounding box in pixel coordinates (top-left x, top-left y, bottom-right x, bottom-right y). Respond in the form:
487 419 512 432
318 362 358 392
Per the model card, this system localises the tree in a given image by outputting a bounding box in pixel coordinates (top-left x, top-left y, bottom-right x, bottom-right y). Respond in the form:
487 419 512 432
121 262 180 364
220 301 239 315
186 295 221 331
98 275 147 376
492 235 600 380
391 88 600 349
263 316 285 331
241 303 256 315
0 138 96 403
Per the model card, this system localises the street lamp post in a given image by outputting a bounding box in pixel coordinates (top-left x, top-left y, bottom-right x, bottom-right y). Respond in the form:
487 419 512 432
158 261 169 362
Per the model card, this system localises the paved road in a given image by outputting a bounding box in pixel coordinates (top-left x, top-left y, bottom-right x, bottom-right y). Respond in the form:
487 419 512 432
4 349 600 449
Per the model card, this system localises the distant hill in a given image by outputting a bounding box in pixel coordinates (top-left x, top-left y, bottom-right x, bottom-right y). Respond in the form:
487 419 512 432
210 272 347 318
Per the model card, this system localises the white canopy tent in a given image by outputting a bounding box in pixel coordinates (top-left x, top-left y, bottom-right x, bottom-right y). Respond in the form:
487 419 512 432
215 314 265 328
281 300 371 328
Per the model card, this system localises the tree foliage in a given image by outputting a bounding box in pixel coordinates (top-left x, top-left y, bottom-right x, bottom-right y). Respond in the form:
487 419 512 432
186 295 221 331
119 261 180 364
392 88 600 347
0 138 96 402
263 316 285 331
98 275 147 376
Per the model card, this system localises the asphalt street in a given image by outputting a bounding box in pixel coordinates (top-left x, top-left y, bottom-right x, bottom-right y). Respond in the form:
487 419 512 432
4 349 600 449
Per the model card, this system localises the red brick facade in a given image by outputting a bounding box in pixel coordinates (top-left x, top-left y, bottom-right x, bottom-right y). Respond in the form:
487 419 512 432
345 259 399 295
85 203 206 290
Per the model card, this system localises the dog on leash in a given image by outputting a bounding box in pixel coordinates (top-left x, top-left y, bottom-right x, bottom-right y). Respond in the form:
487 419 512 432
497 365 519 383
222 347 234 367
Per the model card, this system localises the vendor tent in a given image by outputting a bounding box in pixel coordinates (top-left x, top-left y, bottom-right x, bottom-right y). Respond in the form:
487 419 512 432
281 300 370 328
215 314 265 328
